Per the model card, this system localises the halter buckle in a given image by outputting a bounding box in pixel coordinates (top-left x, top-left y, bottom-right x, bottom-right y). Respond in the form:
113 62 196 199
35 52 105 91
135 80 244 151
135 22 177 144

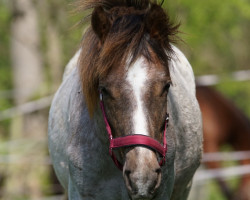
100 93 103 101
166 113 169 122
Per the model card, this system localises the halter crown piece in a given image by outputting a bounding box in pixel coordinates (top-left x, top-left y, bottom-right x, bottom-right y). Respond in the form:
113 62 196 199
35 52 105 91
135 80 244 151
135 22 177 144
99 93 168 170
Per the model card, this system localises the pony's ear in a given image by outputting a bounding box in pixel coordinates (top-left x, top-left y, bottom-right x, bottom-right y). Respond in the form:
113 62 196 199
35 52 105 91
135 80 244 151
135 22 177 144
145 4 179 45
91 6 111 43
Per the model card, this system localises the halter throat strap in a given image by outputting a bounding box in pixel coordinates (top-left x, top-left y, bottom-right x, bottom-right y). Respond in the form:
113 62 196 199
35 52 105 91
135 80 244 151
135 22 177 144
99 93 168 170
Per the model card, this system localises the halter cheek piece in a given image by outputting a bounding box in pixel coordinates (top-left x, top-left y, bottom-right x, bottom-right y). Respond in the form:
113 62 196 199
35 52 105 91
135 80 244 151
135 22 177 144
99 93 169 170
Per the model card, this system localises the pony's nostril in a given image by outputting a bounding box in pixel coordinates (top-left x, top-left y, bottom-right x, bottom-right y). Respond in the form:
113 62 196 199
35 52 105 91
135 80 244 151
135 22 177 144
149 168 162 194
154 168 161 192
124 167 162 198
155 168 161 174
125 169 131 177
124 170 137 194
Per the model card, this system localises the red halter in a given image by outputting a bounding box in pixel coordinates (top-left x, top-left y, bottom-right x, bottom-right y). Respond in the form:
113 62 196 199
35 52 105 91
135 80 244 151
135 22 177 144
100 93 168 170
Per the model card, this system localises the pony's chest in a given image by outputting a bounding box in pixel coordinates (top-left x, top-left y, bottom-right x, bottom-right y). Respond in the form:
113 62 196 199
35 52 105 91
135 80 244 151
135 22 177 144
68 158 128 199
66 133 128 198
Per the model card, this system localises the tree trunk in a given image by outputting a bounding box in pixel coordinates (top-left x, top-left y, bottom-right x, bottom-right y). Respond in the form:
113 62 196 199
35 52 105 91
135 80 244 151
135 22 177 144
5 0 48 199
11 0 43 104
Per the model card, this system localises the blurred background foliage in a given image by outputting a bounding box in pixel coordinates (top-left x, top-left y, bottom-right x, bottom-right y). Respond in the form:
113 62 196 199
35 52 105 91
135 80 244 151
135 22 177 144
0 0 249 199
166 0 250 74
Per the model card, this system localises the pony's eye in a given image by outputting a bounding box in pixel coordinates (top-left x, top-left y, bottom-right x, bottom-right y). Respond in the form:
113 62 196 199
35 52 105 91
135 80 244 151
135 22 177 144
161 83 171 96
164 83 171 91
101 87 110 95
100 87 114 99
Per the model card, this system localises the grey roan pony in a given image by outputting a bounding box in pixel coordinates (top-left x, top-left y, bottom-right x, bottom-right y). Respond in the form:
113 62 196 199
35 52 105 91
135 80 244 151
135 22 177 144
48 0 203 199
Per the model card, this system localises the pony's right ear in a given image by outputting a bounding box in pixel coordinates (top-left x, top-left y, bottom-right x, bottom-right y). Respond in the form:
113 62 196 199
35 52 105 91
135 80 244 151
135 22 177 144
91 6 111 43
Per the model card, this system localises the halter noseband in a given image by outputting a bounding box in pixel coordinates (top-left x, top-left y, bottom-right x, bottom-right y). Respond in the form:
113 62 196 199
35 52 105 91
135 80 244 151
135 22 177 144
100 93 168 170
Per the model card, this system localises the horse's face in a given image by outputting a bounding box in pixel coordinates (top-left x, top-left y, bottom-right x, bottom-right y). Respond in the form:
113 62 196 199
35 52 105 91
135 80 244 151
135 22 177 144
99 56 171 199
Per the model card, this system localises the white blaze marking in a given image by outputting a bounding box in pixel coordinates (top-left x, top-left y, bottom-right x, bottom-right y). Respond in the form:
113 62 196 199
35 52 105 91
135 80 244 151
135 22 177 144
126 58 158 194
126 57 149 136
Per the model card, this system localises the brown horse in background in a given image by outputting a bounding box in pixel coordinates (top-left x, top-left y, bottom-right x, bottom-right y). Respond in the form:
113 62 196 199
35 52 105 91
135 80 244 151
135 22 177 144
196 85 250 200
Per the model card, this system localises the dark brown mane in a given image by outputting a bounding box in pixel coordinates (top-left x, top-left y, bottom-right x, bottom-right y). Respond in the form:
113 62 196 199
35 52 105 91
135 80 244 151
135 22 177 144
78 0 180 116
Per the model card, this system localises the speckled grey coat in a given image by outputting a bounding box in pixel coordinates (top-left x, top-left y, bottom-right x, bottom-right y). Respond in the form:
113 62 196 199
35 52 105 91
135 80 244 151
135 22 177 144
48 46 203 200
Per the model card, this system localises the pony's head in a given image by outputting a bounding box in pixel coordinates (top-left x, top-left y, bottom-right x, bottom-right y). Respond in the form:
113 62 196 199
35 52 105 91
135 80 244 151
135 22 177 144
79 0 179 199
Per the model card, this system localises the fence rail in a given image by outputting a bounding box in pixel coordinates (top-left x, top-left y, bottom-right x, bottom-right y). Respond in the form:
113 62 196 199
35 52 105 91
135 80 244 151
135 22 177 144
194 164 250 183
1 148 250 182
0 95 53 121
196 69 250 86
202 151 250 162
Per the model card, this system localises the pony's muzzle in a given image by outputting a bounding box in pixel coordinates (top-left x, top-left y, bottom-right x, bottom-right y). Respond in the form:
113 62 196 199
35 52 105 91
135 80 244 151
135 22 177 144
123 147 162 199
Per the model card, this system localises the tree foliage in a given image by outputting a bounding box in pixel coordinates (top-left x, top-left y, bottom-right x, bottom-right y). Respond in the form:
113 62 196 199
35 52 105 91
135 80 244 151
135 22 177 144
0 1 12 92
0 1 12 135
165 0 250 75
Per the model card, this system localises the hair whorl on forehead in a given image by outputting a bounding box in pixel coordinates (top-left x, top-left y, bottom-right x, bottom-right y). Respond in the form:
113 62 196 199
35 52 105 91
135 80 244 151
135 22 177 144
78 0 180 117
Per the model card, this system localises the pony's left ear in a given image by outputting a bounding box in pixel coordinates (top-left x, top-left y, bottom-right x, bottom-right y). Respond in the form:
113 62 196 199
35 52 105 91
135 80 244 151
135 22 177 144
91 6 111 43
145 4 179 45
